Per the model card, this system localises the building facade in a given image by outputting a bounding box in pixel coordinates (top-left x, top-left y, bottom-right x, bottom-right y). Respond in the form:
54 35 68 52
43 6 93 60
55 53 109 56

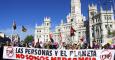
34 0 115 46
34 0 86 45
34 17 51 44
88 4 115 46
53 0 86 44
0 32 5 38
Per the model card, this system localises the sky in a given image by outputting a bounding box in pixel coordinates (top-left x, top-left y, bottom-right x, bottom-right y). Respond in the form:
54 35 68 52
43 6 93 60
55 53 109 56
0 0 114 40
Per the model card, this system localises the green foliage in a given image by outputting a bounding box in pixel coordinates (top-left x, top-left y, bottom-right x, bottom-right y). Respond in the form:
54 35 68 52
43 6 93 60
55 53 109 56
108 30 112 35
108 30 115 37
24 35 33 44
108 32 112 35
112 30 115 36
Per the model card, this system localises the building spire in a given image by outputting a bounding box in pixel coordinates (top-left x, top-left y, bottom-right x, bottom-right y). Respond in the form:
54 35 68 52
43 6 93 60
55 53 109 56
71 0 81 15
71 0 80 3
71 0 82 23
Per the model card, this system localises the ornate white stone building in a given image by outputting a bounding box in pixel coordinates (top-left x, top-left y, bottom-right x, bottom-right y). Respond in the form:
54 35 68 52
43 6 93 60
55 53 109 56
34 0 115 46
34 17 51 43
34 0 86 45
88 4 115 46
53 0 86 44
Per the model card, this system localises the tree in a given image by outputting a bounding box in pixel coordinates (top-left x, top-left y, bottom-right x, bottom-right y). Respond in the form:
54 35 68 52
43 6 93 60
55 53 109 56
24 35 34 44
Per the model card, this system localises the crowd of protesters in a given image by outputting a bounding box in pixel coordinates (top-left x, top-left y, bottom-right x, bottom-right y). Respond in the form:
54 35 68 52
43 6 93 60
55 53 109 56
30 39 115 49
2 40 114 50
0 39 115 60
0 39 115 50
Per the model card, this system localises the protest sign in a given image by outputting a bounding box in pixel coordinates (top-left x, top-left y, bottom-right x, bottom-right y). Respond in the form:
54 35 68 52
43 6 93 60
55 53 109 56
3 46 115 60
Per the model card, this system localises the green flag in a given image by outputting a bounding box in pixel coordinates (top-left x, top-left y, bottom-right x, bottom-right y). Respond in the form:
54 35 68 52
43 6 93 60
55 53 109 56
22 26 27 32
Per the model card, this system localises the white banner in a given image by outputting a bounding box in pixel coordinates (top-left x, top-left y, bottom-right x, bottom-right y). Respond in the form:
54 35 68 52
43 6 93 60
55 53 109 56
3 46 115 60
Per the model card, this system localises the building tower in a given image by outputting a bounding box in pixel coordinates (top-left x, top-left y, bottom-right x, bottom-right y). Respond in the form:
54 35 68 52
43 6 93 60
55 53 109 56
44 17 51 28
88 4 97 46
71 0 81 17
71 0 82 23
34 17 51 45
71 0 86 42
53 0 86 45
43 17 51 42
88 4 97 18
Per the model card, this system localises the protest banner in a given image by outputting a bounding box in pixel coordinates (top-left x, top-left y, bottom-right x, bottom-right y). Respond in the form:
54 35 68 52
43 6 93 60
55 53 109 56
3 46 115 60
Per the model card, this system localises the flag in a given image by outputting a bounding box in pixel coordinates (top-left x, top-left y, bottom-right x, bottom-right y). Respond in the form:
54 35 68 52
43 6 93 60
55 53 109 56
13 21 16 30
49 33 54 43
80 37 84 42
80 35 87 43
70 26 76 36
22 26 27 32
